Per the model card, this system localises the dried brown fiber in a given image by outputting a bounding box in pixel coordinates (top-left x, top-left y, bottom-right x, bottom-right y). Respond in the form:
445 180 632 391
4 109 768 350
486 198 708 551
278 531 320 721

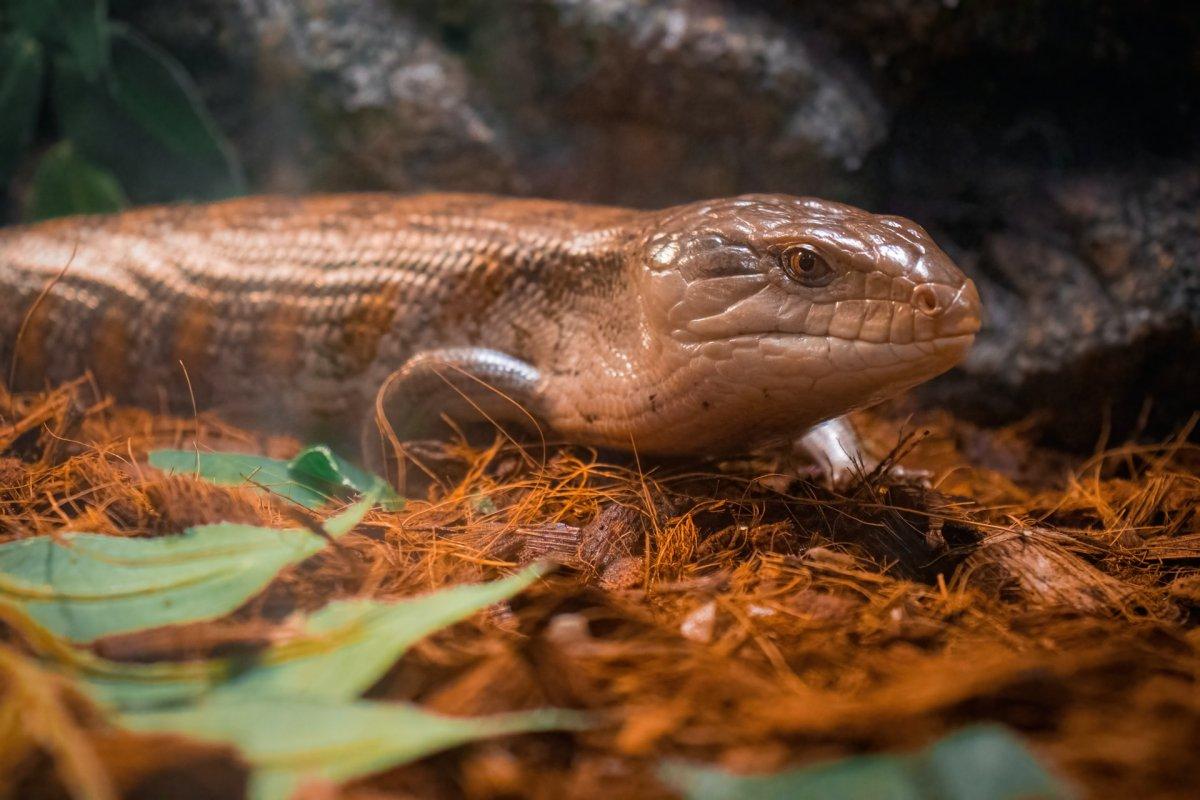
1 380 1198 799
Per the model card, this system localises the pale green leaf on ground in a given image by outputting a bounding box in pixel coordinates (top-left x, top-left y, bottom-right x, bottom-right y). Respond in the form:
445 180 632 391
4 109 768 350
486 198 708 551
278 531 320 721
150 446 403 510
148 450 325 508
0 523 324 642
322 492 379 537
122 699 586 800
207 565 544 702
0 493 377 643
659 725 1070 800
0 596 226 709
916 725 1070 800
81 565 546 710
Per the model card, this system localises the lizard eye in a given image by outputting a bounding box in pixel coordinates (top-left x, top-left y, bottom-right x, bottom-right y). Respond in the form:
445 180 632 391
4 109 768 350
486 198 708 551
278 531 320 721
780 245 835 287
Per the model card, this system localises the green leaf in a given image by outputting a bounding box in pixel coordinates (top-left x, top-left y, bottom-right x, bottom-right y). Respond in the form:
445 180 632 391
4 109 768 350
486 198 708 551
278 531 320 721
9 1 107 78
0 597 226 708
0 524 322 643
0 32 44 182
24 140 126 220
8 0 56 36
57 0 108 79
322 493 379 536
150 445 404 511
122 699 585 800
286 445 404 510
81 565 546 711
149 450 327 509
213 566 543 702
918 727 1070 800
1 570 581 800
12 0 108 77
659 725 1070 800
107 23 241 180
51 46 241 204
0 499 370 642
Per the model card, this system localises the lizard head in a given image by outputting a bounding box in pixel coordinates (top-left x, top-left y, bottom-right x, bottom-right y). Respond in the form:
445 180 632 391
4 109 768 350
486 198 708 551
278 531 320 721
630 193 981 452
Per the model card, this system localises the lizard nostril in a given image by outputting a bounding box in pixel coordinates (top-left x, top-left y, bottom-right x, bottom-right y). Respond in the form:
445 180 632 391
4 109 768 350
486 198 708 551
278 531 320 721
913 285 942 317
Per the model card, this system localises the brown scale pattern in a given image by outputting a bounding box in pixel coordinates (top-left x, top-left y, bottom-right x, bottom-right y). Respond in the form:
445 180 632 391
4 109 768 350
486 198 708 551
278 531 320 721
0 194 639 435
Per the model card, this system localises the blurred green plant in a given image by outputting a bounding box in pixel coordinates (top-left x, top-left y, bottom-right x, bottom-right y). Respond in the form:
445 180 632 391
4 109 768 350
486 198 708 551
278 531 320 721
0 0 244 221
660 725 1071 800
0 493 375 642
0 551 579 800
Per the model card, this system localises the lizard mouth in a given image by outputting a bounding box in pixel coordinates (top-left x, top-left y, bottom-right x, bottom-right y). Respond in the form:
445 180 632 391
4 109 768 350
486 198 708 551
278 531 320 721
701 330 976 354
925 332 976 369
680 281 982 353
694 331 977 389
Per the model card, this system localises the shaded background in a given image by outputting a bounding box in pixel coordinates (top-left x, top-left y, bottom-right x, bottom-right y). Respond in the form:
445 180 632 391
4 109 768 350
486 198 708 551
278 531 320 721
3 0 1198 449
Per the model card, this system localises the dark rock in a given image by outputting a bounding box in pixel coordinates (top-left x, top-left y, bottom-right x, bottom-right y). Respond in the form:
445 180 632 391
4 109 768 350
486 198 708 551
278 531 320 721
771 0 1200 110
115 0 1198 445
123 0 518 194
934 164 1200 447
412 0 886 205
123 0 886 205
799 0 1200 446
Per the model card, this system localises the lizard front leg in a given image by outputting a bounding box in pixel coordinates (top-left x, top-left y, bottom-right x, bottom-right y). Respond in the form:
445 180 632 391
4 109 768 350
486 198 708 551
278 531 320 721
794 417 868 485
794 417 932 487
362 347 549 486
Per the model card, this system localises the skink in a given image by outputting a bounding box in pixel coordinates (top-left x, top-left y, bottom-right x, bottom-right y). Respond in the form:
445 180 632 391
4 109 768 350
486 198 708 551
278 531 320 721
0 193 981 471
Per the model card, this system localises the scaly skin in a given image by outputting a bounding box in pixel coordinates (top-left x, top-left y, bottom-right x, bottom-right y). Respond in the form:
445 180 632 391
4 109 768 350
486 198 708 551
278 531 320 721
0 193 981 455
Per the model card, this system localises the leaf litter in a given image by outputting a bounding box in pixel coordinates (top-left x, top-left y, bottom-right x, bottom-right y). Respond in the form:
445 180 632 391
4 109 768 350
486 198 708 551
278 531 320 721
1 379 1199 798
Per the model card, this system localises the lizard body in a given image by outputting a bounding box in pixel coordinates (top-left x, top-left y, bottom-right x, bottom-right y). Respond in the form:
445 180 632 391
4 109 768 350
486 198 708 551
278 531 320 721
0 193 981 464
